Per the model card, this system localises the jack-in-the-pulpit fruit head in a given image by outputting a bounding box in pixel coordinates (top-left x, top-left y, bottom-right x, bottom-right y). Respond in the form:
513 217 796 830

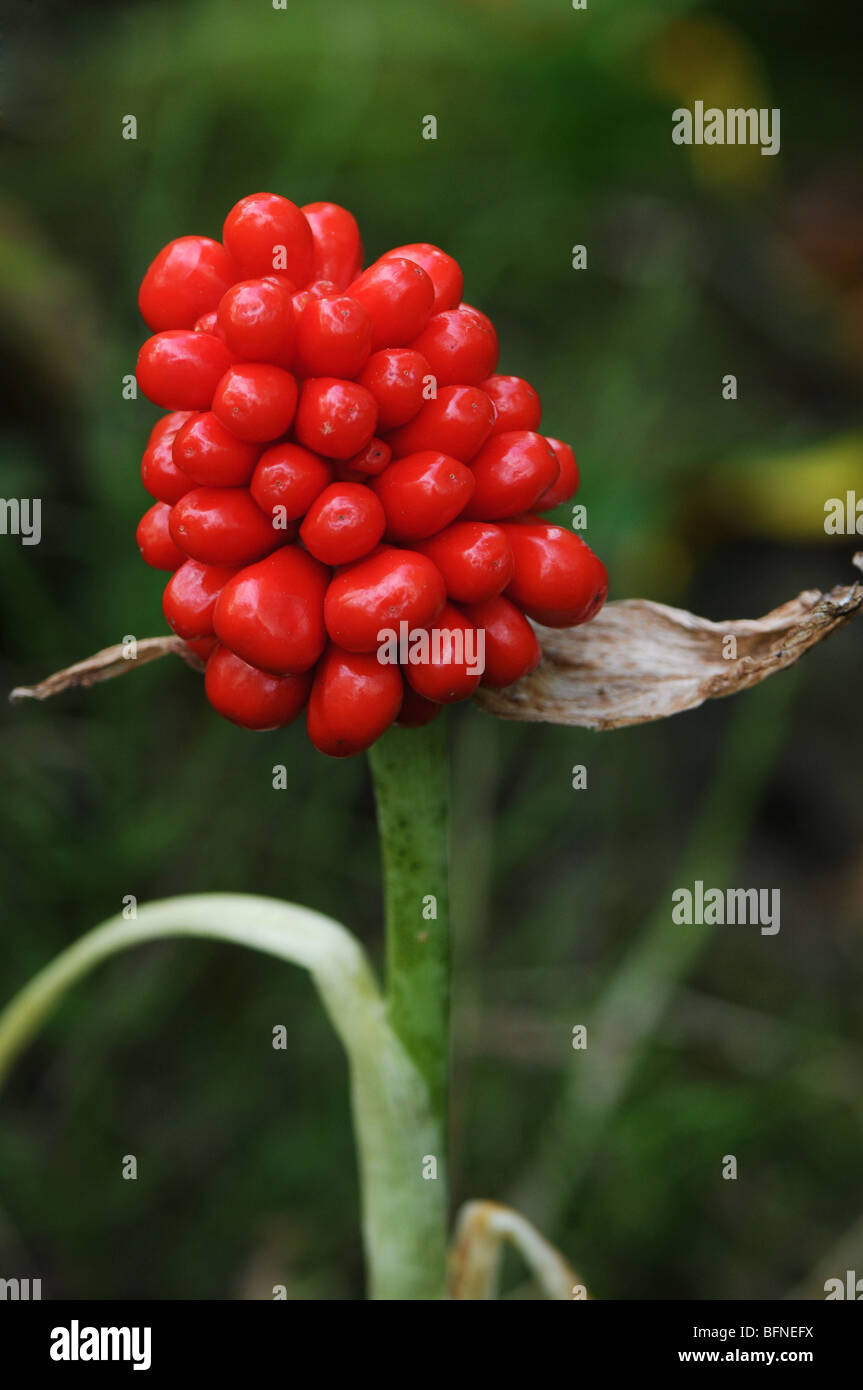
135 194 607 754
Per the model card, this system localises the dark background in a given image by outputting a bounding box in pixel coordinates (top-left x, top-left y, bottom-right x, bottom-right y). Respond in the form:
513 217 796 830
1 0 861 1299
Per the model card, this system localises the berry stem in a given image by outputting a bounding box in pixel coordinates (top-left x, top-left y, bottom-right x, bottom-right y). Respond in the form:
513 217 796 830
368 716 451 1295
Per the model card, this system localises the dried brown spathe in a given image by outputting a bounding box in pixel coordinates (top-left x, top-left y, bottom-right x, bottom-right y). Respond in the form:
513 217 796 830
475 557 862 730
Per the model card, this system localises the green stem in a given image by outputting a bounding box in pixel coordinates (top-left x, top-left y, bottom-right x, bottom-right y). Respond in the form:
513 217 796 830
368 716 451 1295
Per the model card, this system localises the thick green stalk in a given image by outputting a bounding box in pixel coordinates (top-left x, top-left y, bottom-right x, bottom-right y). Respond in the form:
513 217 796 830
369 719 451 1121
368 717 451 1292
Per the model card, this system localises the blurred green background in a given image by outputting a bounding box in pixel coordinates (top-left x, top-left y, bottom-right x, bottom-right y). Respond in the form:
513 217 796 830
1 0 861 1300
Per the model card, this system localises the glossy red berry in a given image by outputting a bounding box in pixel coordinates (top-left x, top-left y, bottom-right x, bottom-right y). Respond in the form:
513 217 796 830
348 258 435 350
169 486 280 566
380 243 463 313
357 348 430 429
461 594 542 687
162 558 238 638
185 635 218 663
214 546 329 674
481 375 541 435
139 236 236 331
306 644 403 757
223 192 314 287
250 443 332 521
536 437 580 508
301 202 363 290
403 602 482 704
410 306 498 387
324 546 446 652
172 411 260 487
502 521 608 626
416 521 513 602
137 331 236 411
216 277 296 363
293 377 378 460
299 483 386 565
205 644 312 731
462 430 559 520
212 363 298 442
386 384 495 461
141 411 196 504
342 436 391 477
136 501 186 571
193 310 224 337
291 279 335 317
294 294 373 378
372 450 475 542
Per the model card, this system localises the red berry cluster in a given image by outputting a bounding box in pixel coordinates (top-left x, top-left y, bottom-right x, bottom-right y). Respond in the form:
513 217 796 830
135 192 608 756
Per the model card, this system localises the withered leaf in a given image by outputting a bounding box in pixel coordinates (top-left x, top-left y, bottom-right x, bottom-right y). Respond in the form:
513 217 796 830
8 635 204 703
474 558 862 730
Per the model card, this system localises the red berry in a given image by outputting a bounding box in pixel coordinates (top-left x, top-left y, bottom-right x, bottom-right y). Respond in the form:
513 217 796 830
223 192 314 287
137 331 236 411
410 306 498 387
380 243 463 313
307 645 403 757
291 279 335 317
386 384 495 461
372 451 475 542
169 486 281 566
481 375 541 435
212 363 298 442
502 521 608 626
293 377 378 460
461 594 541 687
342 436 391 476
139 236 236 331
214 546 329 674
217 277 296 364
250 442 333 521
299 482 386 566
185 635 218 662
395 686 441 728
536 437 580 508
162 558 237 638
172 411 261 487
205 644 312 731
324 546 446 652
301 202 363 290
416 521 513 602
357 348 430 429
294 294 373 378
348 258 435 350
403 602 482 704
136 501 186 571
462 430 559 520
193 310 224 338
141 411 196 504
